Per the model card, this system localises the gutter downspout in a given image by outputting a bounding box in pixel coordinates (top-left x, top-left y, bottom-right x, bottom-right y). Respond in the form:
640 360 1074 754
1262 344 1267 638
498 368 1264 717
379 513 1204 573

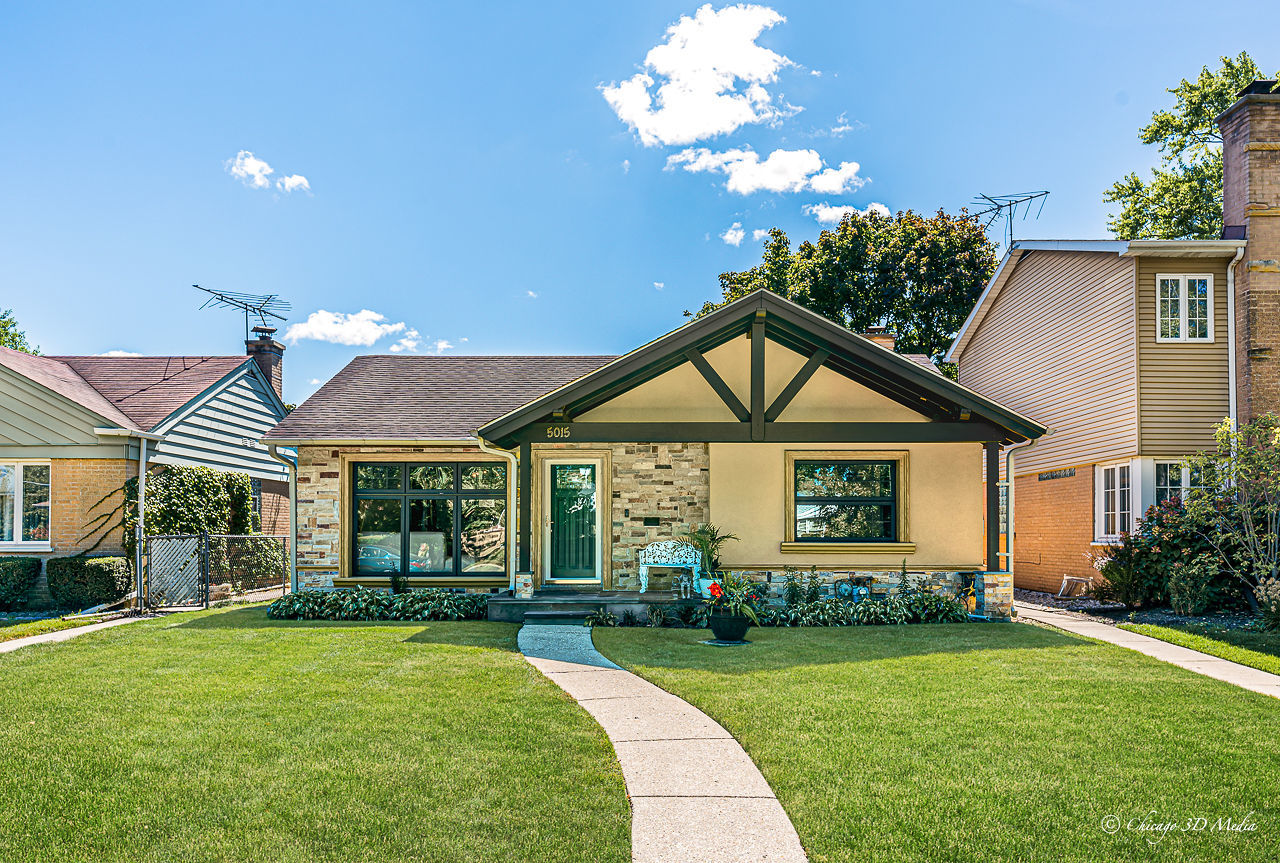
1000 433 1047 574
476 435 519 592
267 444 298 593
1227 244 1246 427
94 428 164 612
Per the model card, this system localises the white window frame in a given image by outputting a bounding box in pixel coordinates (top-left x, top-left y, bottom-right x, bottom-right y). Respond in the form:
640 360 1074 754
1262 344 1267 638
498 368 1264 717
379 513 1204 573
1155 273 1214 343
0 460 53 551
1094 462 1133 543
1154 460 1203 507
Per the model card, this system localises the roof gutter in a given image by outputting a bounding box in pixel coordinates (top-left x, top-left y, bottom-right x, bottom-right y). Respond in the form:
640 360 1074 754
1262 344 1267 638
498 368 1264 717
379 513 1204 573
259 437 481 447
267 444 299 593
476 434 519 593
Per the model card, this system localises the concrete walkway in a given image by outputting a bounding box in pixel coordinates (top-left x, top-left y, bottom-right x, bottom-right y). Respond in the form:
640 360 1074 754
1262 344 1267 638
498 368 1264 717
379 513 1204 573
1016 604 1280 699
0 615 144 654
518 624 807 863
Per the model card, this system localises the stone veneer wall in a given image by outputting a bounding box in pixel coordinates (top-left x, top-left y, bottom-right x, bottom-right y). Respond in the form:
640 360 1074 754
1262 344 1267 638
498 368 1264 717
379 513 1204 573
294 444 487 590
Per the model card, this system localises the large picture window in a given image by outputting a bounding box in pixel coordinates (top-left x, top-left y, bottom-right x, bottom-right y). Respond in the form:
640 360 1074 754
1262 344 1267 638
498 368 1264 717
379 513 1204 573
1156 274 1213 342
352 462 507 577
0 462 51 547
794 460 897 542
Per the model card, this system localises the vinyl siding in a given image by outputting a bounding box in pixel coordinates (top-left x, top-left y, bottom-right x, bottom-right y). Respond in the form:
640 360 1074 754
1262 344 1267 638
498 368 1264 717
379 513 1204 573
150 366 289 480
0 364 129 458
1134 256 1231 456
957 250 1137 474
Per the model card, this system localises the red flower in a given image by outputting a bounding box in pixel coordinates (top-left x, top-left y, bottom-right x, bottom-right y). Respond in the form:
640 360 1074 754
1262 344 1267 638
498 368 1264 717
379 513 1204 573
708 583 724 599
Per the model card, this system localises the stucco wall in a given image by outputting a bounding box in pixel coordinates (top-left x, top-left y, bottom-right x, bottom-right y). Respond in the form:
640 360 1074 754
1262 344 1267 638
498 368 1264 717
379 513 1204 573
709 442 984 570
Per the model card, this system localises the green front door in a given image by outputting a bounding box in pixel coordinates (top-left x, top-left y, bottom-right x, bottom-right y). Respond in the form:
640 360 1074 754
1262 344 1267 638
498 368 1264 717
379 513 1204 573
549 463 598 580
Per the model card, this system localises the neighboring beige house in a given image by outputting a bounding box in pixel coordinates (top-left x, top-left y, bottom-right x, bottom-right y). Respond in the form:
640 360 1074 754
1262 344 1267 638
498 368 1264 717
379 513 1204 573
0 331 291 566
264 289 1044 622
946 80 1280 593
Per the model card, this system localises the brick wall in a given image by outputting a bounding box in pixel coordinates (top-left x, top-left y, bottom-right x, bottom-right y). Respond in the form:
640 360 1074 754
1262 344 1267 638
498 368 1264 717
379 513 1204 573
258 478 290 537
49 458 134 557
1008 465 1098 593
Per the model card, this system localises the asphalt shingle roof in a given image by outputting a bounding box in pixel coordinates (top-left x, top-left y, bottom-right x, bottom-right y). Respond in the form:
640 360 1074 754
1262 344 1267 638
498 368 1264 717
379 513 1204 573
49 356 251 430
0 346 141 429
264 355 617 441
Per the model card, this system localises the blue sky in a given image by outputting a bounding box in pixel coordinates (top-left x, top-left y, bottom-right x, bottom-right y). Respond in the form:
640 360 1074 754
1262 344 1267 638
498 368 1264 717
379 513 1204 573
2 1 1276 404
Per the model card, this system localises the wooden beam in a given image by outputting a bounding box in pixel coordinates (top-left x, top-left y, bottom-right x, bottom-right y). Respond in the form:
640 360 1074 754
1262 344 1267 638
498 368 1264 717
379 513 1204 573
684 349 750 421
518 441 532 573
751 311 765 441
985 441 1001 572
765 348 830 422
516 421 1006 444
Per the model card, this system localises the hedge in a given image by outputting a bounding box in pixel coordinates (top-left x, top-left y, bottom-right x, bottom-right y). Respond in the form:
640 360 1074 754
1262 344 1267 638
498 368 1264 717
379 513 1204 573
46 556 132 611
0 557 42 611
267 587 489 621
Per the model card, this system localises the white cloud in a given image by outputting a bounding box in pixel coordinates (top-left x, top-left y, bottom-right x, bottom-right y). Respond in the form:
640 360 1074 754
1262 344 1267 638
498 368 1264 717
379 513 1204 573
284 309 406 346
653 281 665 290
622 159 631 174
309 378 322 386
97 349 142 357
720 221 745 246
752 228 770 241
276 174 310 194
803 201 891 225
388 328 422 353
432 339 454 354
827 112 854 137
667 147 863 195
226 150 275 189
526 290 539 299
600 3 795 147
807 161 865 194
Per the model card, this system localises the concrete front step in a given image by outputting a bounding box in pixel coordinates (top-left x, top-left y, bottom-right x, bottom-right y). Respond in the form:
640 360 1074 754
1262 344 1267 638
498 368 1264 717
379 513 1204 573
522 610 591 625
488 590 690 623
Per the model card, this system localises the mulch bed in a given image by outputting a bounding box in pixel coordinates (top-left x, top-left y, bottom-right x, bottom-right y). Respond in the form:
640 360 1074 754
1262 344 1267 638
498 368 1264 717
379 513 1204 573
1014 588 1258 630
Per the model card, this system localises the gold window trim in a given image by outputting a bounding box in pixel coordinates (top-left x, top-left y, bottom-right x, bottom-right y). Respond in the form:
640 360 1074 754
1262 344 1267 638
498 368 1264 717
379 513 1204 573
783 449 910 550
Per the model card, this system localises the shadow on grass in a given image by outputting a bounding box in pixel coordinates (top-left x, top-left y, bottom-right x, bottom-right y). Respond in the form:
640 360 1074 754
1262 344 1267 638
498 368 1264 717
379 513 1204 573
173 605 520 651
593 621 1091 673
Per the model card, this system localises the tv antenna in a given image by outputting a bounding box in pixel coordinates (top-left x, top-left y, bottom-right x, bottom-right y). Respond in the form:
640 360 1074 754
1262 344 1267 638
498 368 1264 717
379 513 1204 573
968 191 1049 248
193 285 290 340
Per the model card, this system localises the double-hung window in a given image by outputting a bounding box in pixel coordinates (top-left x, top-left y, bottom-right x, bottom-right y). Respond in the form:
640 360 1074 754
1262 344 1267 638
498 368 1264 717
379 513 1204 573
353 462 507 578
1098 463 1131 540
794 460 897 542
0 462 51 548
1156 274 1213 342
1155 461 1203 506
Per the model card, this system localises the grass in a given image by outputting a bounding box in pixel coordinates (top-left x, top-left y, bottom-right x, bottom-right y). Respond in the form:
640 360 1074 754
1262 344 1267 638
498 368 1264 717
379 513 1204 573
1119 622 1280 676
0 614 110 642
594 623 1279 863
0 606 629 863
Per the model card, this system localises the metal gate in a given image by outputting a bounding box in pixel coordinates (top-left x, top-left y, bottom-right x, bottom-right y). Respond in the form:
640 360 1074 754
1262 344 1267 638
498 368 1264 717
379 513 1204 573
145 534 289 608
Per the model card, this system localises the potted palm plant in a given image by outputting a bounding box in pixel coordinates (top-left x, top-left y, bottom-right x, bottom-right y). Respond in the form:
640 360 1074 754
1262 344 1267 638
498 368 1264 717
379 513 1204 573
705 571 759 642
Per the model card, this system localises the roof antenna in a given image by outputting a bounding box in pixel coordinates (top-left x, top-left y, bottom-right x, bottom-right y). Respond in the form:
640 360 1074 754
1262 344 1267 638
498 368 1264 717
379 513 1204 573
193 285 291 341
967 191 1049 249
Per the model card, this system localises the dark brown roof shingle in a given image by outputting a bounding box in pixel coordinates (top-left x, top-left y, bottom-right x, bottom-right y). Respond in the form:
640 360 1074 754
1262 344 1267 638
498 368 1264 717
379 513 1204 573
48 356 251 430
264 355 617 441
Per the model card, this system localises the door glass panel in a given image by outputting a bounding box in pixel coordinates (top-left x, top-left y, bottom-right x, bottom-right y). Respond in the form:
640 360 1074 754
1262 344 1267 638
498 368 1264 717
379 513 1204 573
21 465 50 542
409 498 454 572
408 465 454 491
355 499 402 573
355 464 402 491
550 464 597 579
460 499 506 572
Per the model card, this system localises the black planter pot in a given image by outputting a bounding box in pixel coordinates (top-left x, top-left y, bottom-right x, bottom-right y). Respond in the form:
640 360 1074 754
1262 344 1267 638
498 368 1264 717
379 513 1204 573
708 612 750 643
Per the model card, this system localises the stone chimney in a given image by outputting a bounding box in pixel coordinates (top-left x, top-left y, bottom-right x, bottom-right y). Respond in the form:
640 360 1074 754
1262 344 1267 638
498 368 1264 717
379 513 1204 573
1218 80 1280 420
864 325 895 352
246 326 285 400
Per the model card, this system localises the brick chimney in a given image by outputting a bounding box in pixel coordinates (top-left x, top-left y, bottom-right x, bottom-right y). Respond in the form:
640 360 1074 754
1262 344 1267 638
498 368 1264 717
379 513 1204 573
864 325 895 351
1218 80 1280 420
246 326 285 400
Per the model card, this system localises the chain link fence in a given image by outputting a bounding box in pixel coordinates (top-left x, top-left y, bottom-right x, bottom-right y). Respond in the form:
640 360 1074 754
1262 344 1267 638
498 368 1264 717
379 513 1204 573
146 534 289 608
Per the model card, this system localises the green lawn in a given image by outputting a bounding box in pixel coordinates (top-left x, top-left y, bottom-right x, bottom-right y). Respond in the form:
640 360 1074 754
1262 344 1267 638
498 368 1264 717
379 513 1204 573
1119 622 1280 676
594 624 1279 863
0 606 629 863
0 615 107 642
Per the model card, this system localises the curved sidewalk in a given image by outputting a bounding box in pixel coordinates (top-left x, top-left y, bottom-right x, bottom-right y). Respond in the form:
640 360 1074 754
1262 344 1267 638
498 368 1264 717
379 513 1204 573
1016 604 1280 699
0 615 143 654
518 624 807 863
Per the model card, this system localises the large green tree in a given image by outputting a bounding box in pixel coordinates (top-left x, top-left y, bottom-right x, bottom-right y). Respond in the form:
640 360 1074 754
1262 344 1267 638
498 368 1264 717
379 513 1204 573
0 309 38 354
690 208 996 372
1104 52 1276 239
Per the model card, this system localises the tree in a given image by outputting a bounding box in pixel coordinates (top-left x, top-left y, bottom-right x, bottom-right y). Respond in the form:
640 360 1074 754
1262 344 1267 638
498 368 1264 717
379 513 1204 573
689 208 996 372
0 309 38 355
1104 52 1276 239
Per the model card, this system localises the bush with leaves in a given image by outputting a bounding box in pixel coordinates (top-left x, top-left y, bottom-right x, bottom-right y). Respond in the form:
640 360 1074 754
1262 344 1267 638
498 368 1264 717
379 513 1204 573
1255 578 1280 631
758 593 965 627
267 587 488 621
46 556 131 610
0 557 41 611
583 607 618 628
1168 553 1218 616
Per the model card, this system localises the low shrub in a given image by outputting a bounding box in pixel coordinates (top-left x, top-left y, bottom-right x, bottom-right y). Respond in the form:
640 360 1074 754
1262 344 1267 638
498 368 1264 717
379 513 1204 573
0 557 42 611
1256 578 1280 631
1169 553 1217 616
46 556 131 610
267 587 488 621
757 593 966 627
583 607 618 628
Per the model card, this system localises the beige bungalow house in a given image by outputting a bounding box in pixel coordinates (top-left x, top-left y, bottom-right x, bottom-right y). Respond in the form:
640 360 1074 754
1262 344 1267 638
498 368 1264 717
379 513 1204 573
263 290 1044 621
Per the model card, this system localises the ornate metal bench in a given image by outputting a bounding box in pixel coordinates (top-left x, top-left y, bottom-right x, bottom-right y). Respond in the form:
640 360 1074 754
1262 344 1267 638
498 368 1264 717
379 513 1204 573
637 540 702 594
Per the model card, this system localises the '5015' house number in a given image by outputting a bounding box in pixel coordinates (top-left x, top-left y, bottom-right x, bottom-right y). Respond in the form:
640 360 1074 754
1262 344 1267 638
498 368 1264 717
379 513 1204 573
545 425 571 439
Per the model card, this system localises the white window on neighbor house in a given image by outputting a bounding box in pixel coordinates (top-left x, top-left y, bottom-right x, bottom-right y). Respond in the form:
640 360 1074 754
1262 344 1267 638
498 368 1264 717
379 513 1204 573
1096 463 1131 541
0 462 52 548
1155 461 1205 506
1156 274 1213 342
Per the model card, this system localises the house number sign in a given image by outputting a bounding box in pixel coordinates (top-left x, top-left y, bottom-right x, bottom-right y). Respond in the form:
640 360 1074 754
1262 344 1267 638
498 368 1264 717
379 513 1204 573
546 425 571 439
